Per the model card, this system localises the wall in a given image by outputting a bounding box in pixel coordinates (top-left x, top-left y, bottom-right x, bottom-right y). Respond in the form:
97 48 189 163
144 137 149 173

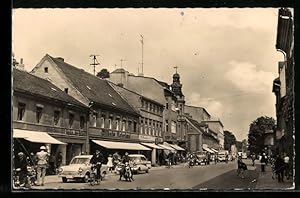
184 106 211 122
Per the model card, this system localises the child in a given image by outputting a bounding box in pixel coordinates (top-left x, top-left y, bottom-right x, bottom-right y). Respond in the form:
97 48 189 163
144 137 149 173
107 154 113 173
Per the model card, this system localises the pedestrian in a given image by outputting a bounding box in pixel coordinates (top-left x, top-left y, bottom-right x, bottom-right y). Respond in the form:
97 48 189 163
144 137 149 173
237 155 247 179
48 154 56 175
260 153 267 173
275 154 285 183
283 153 290 180
107 154 113 173
90 150 104 181
56 152 63 169
113 151 120 169
251 154 256 166
14 152 29 187
35 146 49 186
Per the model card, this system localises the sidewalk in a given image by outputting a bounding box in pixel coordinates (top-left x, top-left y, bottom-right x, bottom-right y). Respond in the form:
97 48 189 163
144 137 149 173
255 165 294 190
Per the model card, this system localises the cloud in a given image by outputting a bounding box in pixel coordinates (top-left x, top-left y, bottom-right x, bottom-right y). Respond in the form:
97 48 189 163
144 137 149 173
186 92 225 118
225 61 276 93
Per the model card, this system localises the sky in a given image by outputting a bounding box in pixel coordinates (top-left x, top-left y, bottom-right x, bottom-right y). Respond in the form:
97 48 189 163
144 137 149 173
12 8 285 141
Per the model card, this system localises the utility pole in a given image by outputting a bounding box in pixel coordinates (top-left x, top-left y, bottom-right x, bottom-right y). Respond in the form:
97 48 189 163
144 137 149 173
140 35 144 75
90 55 100 76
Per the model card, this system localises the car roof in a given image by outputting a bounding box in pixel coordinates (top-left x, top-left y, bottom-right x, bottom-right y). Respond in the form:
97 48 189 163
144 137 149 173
73 155 92 158
128 154 146 157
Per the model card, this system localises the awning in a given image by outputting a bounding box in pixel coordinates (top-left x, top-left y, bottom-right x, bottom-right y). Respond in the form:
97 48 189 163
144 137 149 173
169 144 185 151
210 148 219 153
13 129 66 145
158 144 176 151
141 142 163 149
202 147 214 154
92 140 151 151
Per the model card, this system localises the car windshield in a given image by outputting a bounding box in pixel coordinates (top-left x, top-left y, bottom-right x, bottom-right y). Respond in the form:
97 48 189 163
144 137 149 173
70 157 89 164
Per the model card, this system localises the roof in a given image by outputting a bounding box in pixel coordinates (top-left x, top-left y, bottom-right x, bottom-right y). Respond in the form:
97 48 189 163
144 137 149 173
13 68 86 108
48 55 139 116
185 105 211 117
203 119 224 128
112 68 126 73
186 117 218 141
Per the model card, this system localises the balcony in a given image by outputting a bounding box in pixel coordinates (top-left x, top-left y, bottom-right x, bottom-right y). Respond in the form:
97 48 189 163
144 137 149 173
13 121 87 136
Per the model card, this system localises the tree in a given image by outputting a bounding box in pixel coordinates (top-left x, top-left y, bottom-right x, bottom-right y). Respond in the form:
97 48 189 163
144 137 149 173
224 130 237 151
97 68 110 79
248 116 275 155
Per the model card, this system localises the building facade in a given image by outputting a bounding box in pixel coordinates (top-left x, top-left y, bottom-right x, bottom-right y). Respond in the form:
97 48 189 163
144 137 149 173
203 120 225 149
272 8 294 162
30 55 148 159
109 81 164 164
13 68 88 165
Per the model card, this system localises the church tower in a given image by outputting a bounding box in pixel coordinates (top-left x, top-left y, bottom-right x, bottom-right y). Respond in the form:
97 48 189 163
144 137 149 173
171 67 186 148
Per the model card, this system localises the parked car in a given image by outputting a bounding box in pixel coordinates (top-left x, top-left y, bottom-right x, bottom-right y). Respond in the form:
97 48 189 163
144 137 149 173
128 154 151 174
58 155 108 183
218 151 227 162
195 152 207 165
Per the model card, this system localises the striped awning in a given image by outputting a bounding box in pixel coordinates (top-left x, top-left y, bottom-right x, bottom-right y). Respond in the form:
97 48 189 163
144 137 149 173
169 144 185 151
141 142 163 149
92 140 151 151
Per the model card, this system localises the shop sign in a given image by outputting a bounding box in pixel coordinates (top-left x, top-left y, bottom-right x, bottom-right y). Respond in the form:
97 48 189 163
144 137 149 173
101 129 130 139
138 135 156 142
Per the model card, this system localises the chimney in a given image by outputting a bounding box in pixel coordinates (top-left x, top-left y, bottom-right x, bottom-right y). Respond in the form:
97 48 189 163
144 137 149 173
17 58 25 71
56 57 64 62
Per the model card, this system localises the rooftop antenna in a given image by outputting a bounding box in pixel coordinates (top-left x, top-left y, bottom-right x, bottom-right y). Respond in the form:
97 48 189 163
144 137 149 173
174 66 178 74
120 59 126 84
139 35 144 76
90 55 100 76
120 59 126 69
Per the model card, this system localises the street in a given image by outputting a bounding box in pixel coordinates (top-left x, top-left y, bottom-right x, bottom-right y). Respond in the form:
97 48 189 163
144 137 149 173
30 159 261 190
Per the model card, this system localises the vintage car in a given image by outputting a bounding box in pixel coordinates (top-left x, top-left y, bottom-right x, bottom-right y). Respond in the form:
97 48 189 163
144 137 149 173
129 154 151 173
58 155 108 183
195 152 207 165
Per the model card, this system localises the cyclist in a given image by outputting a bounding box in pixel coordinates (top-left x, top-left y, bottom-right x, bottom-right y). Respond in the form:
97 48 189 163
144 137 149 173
89 150 104 182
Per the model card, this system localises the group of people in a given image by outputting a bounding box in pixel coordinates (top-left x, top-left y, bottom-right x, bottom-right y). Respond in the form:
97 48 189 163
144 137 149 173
246 152 291 183
14 146 64 187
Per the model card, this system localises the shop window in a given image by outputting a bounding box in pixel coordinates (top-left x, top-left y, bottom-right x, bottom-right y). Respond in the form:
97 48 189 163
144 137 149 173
69 113 74 128
17 103 26 121
128 120 132 132
100 116 105 128
80 116 85 129
122 121 126 131
53 110 60 126
115 119 120 130
108 119 112 129
36 106 43 123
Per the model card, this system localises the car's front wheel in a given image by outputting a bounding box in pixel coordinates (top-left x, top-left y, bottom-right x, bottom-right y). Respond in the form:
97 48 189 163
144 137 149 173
62 177 67 183
83 173 90 183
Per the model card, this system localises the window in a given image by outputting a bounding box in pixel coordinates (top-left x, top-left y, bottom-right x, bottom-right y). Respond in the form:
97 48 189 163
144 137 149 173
145 102 148 110
64 88 68 94
171 121 176 134
150 104 152 112
53 110 60 126
115 119 120 130
171 101 176 111
141 100 144 108
133 122 137 132
156 122 159 136
91 112 97 127
166 103 169 109
153 121 156 136
36 106 43 123
69 113 74 128
100 116 105 128
122 121 126 131
17 103 26 121
108 119 112 129
80 116 85 129
140 120 143 134
44 67 48 73
128 121 132 132
165 120 169 132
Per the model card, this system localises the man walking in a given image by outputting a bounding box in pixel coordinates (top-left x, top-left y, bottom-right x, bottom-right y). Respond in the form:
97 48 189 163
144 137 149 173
275 154 285 183
283 153 290 180
36 146 49 186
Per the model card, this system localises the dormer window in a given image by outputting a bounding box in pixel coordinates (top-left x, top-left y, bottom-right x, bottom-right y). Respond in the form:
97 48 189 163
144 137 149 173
64 88 68 94
44 67 48 73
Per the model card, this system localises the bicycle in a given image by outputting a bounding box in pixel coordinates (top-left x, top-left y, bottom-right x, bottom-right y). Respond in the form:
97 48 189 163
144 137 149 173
89 164 101 186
